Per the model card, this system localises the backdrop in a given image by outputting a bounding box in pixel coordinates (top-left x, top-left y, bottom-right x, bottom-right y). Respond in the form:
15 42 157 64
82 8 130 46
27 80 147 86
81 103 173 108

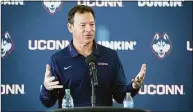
1 1 192 111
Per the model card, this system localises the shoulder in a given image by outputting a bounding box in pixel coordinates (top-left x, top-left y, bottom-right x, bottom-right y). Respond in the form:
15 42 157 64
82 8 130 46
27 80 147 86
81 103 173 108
50 46 69 61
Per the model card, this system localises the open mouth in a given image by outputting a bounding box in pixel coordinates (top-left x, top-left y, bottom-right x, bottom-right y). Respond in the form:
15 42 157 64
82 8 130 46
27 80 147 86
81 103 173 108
158 52 165 57
50 7 55 10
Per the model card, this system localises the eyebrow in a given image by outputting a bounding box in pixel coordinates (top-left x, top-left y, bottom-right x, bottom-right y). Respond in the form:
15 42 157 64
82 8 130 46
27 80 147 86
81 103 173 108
80 21 95 24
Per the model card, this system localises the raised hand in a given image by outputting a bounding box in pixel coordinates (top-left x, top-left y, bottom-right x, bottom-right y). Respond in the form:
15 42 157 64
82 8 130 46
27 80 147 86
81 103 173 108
43 64 63 90
132 64 147 89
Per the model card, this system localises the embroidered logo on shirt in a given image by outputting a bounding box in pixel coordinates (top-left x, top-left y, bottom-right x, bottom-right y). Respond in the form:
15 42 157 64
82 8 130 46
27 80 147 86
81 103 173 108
98 62 108 66
64 65 72 70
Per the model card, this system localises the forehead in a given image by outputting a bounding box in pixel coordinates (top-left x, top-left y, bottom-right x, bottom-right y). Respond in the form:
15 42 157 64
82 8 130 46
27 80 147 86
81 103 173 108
73 12 95 24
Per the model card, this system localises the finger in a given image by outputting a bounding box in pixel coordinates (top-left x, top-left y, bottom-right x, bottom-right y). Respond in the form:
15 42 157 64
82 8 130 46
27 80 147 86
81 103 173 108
139 75 144 81
134 76 144 84
140 64 146 73
141 68 146 76
50 85 63 89
132 78 139 83
139 64 147 78
133 79 143 87
134 78 141 83
137 76 141 80
47 81 59 86
139 73 145 80
134 76 142 81
132 80 140 88
46 64 50 72
47 76 55 82
142 64 146 69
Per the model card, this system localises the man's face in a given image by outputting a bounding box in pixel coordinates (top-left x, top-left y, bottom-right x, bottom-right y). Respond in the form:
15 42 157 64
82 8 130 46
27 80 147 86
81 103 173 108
68 12 95 45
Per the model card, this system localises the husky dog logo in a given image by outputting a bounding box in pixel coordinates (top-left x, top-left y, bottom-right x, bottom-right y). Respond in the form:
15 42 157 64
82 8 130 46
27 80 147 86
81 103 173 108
151 33 172 59
42 0 63 15
1 32 14 58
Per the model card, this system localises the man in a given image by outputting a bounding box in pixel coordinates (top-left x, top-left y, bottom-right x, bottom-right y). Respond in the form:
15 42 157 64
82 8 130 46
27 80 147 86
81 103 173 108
40 5 147 108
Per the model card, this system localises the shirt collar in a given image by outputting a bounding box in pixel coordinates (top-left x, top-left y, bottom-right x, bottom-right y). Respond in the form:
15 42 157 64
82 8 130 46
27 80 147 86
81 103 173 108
68 40 100 58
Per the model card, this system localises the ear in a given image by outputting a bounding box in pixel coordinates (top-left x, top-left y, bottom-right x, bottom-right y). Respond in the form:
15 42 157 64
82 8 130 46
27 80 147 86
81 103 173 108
67 23 73 33
163 33 168 40
43 1 47 7
5 32 10 39
154 33 159 40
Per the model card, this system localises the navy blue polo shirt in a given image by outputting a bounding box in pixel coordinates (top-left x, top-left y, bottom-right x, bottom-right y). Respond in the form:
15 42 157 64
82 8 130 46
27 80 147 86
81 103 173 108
40 40 139 108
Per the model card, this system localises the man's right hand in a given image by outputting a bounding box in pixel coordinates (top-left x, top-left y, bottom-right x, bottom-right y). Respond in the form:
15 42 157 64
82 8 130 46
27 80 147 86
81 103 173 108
43 64 63 91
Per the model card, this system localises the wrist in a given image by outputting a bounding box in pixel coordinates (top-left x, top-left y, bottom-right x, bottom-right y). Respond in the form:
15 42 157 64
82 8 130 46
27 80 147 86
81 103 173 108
132 82 142 89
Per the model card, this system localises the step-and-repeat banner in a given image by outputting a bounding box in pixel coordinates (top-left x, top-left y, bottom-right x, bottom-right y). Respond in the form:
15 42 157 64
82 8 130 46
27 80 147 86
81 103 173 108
1 1 192 111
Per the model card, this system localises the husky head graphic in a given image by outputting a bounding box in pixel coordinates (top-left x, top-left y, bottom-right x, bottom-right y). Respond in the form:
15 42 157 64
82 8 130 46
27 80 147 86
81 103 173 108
1 32 14 58
43 0 62 15
151 33 172 59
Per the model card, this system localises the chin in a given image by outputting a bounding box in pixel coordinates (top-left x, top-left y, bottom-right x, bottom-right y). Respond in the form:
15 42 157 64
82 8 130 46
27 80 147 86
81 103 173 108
84 38 94 44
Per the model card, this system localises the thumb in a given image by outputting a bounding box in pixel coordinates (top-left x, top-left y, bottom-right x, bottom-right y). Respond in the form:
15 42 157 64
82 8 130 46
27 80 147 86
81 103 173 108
45 64 51 77
140 64 146 71
139 64 146 76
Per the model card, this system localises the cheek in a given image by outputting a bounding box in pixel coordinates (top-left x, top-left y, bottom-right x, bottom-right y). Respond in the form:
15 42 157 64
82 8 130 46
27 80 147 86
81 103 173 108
74 30 83 39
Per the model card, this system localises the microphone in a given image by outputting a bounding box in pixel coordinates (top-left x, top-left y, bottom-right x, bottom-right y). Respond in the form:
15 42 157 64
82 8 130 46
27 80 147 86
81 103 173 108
85 55 98 86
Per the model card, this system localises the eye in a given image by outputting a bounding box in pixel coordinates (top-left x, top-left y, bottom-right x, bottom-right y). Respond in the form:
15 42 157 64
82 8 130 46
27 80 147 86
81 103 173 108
157 42 161 46
4 41 7 44
162 42 166 46
90 23 95 26
80 24 86 27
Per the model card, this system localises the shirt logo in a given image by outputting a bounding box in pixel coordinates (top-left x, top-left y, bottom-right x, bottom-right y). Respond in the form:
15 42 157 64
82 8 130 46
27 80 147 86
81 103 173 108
64 65 72 70
98 62 108 66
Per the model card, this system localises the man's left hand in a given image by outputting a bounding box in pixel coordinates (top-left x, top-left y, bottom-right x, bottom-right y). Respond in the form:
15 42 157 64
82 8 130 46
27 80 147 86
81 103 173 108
132 64 147 89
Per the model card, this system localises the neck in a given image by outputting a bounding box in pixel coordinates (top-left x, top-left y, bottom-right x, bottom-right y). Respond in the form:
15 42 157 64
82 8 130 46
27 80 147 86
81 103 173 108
73 40 93 57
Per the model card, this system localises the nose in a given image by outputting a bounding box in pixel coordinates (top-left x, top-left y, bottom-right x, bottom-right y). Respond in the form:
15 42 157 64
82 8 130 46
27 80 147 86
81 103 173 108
85 25 93 32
